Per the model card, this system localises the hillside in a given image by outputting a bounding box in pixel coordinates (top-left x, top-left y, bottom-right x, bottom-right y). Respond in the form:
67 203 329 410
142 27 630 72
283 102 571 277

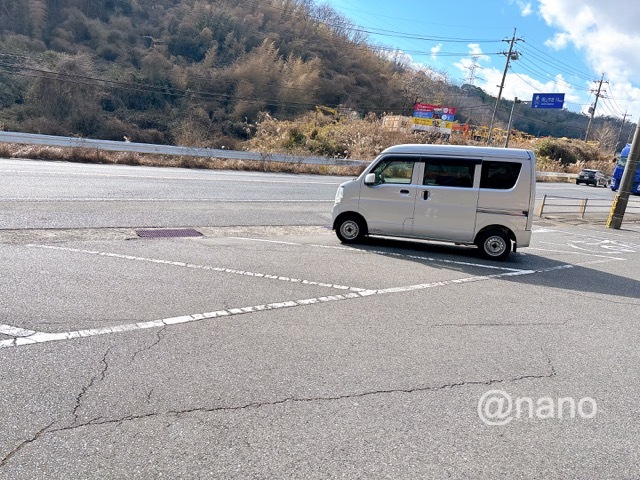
0 0 634 152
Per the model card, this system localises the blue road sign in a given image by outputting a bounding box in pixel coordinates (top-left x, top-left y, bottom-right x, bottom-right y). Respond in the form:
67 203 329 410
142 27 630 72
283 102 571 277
531 93 565 109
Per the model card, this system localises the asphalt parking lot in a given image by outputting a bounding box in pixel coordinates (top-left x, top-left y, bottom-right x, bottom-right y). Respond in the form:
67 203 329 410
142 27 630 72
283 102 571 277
2 219 640 479
2 158 640 478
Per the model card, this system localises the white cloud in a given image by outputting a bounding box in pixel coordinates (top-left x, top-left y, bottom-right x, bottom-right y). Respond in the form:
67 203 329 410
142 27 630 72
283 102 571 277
454 44 491 81
544 32 570 50
509 0 533 16
467 44 490 61
430 43 442 60
476 66 582 107
537 0 640 120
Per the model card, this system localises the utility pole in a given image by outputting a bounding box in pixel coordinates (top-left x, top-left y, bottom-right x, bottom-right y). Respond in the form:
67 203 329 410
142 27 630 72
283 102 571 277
487 28 522 146
584 73 608 142
504 97 522 148
607 122 640 229
613 110 630 153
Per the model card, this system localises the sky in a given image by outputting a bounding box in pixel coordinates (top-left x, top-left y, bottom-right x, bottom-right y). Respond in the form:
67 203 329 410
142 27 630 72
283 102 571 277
321 0 640 127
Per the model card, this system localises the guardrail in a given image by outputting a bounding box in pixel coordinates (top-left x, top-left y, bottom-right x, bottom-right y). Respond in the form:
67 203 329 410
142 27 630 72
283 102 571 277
0 131 369 167
537 194 640 220
536 171 577 180
0 131 598 180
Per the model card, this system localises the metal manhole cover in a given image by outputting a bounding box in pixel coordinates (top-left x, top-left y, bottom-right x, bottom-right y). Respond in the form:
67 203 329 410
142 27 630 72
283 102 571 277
135 228 203 238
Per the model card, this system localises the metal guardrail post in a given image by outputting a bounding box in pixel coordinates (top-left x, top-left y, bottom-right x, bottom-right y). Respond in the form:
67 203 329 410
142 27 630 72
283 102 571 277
538 194 547 217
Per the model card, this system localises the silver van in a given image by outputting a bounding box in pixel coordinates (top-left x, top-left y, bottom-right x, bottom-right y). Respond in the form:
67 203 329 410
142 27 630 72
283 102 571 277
331 144 536 260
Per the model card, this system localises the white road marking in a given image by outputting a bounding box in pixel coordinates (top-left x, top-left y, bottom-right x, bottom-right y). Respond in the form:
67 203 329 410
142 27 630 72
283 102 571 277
568 239 636 254
0 266 557 349
2 169 341 185
534 225 640 245
230 237 525 272
528 246 625 260
26 244 367 292
573 258 625 267
231 238 303 246
2 198 331 203
0 325 36 337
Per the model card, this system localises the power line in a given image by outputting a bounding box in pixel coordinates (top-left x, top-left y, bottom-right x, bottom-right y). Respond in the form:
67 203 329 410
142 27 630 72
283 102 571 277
0 62 327 109
509 68 543 92
254 0 504 45
318 0 511 31
371 45 501 57
514 56 591 92
517 42 594 82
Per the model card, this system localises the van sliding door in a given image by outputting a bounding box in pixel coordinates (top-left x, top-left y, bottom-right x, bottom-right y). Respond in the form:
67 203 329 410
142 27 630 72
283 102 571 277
411 157 480 243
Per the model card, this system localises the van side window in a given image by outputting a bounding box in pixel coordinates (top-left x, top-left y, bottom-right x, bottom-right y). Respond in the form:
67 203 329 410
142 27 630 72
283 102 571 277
423 159 476 188
372 158 415 184
480 161 522 189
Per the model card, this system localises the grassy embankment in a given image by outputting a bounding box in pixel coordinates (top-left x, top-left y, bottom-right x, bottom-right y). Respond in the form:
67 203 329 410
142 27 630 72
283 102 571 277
0 113 616 179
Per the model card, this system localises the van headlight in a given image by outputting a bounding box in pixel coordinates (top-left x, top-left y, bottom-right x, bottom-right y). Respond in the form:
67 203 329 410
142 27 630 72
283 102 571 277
334 186 344 204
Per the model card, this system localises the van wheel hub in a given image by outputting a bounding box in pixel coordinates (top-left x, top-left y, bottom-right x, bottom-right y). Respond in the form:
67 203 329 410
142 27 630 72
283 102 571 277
485 235 507 255
340 220 359 240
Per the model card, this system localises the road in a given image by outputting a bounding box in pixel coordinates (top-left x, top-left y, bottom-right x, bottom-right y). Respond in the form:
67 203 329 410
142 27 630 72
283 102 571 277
0 158 345 229
1 158 640 479
0 158 631 230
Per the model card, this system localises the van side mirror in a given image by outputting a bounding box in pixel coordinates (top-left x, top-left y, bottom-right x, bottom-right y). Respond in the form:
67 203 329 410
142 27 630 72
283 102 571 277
364 173 376 185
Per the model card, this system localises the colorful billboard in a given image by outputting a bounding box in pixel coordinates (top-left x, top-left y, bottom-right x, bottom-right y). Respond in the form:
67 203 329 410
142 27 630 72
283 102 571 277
412 104 456 133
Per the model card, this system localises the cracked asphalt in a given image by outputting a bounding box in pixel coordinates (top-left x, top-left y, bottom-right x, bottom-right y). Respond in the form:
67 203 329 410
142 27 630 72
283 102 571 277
1 159 640 479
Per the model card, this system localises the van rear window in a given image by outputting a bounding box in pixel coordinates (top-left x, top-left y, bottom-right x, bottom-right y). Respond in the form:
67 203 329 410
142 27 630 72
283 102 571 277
480 161 522 189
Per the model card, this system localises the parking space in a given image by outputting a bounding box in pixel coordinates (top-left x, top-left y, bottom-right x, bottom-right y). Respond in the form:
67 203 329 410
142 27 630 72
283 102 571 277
3 218 640 478
1 221 636 350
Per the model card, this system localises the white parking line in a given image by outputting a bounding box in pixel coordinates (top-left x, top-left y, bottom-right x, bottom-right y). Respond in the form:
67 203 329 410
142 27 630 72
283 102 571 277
527 246 625 260
535 226 640 245
26 245 367 292
0 267 551 349
0 325 36 337
230 237 525 272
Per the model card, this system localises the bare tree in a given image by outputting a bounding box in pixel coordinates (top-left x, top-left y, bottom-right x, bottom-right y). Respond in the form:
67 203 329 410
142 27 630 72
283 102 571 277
592 121 617 152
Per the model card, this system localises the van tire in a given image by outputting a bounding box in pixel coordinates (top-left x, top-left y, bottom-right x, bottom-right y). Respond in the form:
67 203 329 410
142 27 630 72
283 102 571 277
335 215 366 243
476 230 511 260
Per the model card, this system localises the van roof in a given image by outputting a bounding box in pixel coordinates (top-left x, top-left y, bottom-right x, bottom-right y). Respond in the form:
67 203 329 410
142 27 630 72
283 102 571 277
379 144 534 159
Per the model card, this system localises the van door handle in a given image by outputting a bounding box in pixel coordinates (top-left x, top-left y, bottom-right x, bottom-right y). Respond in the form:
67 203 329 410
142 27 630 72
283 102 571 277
400 189 410 195
423 190 430 200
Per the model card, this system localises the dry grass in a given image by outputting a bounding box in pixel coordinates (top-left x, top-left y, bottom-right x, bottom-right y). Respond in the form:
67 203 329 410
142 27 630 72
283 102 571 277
246 111 449 160
0 143 365 176
0 116 619 180
247 113 618 176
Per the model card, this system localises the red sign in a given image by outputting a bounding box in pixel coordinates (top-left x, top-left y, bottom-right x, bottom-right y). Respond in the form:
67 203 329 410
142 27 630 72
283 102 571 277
414 103 456 115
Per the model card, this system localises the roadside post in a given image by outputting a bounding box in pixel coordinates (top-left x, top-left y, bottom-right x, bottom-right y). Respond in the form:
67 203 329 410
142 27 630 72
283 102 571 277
607 122 640 229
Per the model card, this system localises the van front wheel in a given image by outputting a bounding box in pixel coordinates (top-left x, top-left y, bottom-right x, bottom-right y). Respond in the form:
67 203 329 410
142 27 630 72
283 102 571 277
477 230 511 260
336 215 366 243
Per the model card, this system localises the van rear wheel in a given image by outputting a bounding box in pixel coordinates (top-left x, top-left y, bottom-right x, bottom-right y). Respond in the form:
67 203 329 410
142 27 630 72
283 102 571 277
476 230 511 260
335 215 366 243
